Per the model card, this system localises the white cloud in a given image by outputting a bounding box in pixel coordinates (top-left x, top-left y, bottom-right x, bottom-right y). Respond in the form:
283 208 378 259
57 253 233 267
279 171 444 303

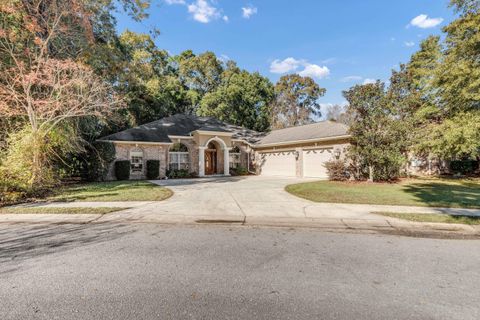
299 64 330 79
340 75 362 82
165 0 185 4
188 0 220 23
269 57 330 79
410 14 443 29
363 78 376 85
242 6 257 19
404 41 415 47
270 57 302 73
222 15 229 22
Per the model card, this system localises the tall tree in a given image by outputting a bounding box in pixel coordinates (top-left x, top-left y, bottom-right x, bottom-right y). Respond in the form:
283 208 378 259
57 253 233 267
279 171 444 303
197 62 274 131
344 82 407 181
271 74 325 129
114 30 189 127
0 0 122 188
324 104 353 126
177 51 224 111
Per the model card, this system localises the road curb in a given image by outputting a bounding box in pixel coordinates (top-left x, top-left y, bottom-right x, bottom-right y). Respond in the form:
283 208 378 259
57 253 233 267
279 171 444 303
1 213 479 239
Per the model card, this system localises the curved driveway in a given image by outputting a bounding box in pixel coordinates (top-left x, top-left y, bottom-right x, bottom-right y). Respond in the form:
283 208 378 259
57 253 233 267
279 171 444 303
146 176 383 221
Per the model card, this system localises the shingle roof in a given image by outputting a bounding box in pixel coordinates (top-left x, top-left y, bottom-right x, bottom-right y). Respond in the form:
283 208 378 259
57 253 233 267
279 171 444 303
257 121 349 146
99 114 265 144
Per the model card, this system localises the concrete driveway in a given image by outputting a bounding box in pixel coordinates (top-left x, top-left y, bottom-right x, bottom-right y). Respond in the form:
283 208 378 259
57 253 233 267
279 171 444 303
144 176 381 221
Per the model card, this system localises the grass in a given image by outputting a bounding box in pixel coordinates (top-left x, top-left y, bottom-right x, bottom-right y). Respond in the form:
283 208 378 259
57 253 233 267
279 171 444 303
375 212 480 225
0 207 128 215
49 181 173 202
286 178 480 209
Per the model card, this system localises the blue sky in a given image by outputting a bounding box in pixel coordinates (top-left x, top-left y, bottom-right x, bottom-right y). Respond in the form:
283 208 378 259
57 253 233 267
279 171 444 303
115 0 455 115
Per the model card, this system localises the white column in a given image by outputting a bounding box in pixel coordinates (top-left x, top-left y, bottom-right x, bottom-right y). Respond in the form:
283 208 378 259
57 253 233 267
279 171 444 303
223 148 231 176
199 147 206 177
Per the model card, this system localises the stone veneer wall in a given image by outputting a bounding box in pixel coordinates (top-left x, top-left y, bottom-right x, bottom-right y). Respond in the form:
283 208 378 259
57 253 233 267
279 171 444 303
232 141 254 172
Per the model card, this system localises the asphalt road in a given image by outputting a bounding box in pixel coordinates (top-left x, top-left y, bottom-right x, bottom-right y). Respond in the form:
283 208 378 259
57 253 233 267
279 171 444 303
0 223 479 320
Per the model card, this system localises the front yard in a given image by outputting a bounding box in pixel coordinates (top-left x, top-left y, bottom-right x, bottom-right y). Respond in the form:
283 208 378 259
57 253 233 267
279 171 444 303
286 178 480 209
49 181 173 202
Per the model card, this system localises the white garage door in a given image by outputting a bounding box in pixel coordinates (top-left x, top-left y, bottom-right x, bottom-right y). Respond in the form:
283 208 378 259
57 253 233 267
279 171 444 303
259 151 296 177
303 148 333 178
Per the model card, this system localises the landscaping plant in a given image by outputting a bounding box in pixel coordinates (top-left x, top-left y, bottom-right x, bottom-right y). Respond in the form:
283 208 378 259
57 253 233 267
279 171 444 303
115 161 131 180
146 160 160 180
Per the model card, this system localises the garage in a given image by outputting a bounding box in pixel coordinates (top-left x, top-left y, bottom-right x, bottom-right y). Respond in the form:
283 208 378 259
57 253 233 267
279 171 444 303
259 151 296 177
302 148 333 178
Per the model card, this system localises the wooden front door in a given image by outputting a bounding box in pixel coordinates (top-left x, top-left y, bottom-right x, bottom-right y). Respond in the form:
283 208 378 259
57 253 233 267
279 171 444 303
205 150 217 175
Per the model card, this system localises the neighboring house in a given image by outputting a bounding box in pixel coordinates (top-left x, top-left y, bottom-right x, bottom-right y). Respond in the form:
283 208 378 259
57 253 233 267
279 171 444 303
98 114 350 180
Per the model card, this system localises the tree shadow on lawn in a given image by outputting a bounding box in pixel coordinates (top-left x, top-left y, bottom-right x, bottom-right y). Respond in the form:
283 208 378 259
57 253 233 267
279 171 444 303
401 180 480 209
0 222 134 271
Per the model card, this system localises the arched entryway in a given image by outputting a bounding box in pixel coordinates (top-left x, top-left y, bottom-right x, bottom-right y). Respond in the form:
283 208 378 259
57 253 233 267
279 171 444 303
198 137 231 177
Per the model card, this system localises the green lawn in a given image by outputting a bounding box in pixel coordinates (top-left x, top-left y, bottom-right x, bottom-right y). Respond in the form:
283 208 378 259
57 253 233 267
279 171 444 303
286 178 480 209
49 181 173 202
375 212 480 225
0 207 128 214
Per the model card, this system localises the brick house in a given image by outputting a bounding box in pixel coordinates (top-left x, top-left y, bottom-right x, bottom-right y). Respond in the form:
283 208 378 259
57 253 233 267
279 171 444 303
98 114 350 180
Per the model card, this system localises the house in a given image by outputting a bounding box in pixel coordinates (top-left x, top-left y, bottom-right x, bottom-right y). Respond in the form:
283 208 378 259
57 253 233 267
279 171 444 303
98 114 350 180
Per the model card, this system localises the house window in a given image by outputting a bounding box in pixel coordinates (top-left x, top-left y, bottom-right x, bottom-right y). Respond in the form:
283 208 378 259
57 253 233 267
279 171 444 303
169 143 189 170
229 146 241 168
130 151 143 173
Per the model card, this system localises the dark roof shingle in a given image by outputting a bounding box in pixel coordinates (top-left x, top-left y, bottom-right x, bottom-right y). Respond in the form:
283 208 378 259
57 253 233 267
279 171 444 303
100 114 264 144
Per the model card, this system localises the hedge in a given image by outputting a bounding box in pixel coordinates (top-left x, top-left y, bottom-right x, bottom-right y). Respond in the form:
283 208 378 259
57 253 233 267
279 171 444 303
146 160 160 179
115 160 131 180
450 160 478 175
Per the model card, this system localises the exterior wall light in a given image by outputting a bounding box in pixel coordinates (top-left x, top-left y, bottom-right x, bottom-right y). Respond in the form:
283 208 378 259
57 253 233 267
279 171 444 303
334 149 341 159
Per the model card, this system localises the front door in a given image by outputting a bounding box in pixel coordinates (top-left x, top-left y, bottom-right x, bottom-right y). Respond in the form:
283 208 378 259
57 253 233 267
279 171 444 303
205 150 217 175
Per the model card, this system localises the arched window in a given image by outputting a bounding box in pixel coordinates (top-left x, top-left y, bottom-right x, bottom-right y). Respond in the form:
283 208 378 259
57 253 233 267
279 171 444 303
169 143 189 170
229 146 241 168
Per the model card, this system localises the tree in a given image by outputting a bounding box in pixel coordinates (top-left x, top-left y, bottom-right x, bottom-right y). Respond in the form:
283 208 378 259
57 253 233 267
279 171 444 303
449 0 480 15
343 82 407 182
436 4 480 114
0 0 121 189
177 51 224 111
271 74 325 129
324 104 353 126
406 1 480 164
197 62 274 131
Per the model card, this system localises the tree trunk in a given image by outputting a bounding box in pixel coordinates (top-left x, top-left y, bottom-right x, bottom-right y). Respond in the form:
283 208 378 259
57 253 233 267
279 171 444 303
368 165 374 182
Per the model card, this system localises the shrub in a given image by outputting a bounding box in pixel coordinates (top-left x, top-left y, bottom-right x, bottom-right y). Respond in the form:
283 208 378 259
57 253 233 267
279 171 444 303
230 166 249 176
450 160 478 175
146 160 160 179
324 160 349 181
115 160 131 180
166 168 193 179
